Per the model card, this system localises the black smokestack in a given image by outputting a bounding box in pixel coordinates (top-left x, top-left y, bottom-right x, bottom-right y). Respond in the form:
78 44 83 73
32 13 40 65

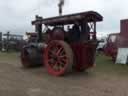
58 0 65 16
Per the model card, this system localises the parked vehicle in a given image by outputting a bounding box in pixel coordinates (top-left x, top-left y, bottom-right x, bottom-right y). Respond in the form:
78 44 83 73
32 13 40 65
21 11 103 76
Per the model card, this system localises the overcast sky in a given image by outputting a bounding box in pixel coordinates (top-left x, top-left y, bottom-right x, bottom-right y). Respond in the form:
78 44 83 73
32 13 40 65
0 0 128 37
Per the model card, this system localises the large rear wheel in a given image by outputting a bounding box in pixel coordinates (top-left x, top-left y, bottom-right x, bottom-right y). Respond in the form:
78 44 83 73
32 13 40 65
44 40 73 76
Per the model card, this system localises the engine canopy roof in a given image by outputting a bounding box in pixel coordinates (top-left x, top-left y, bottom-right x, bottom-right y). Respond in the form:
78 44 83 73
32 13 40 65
32 11 103 26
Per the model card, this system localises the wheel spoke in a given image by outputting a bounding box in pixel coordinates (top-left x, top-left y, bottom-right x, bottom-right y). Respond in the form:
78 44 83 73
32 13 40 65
56 47 63 55
58 60 65 67
57 62 63 71
59 50 65 56
61 58 67 64
49 48 57 58
50 50 55 55
59 55 66 58
48 52 54 58
48 59 55 64
58 64 64 70
53 62 60 71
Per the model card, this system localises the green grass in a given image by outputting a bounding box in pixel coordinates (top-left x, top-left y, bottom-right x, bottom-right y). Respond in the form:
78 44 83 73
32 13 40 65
0 52 128 76
94 54 128 76
0 52 19 62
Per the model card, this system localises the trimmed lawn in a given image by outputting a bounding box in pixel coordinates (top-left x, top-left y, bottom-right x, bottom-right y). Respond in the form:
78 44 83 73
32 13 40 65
94 54 128 76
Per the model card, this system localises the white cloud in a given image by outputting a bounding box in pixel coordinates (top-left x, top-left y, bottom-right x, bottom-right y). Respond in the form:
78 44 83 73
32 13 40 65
0 0 127 37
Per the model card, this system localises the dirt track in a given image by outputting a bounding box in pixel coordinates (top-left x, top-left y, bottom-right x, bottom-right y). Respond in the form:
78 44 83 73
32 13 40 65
0 54 128 96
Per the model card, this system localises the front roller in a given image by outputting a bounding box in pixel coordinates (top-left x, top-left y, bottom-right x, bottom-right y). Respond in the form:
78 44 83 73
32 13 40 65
21 46 43 68
44 40 73 76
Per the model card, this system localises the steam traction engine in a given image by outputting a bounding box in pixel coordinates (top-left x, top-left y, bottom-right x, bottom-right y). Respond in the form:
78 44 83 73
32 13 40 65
21 11 103 76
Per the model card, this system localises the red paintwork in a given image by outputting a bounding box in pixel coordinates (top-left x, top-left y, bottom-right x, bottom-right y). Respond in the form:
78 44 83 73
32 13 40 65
104 19 128 61
104 33 119 61
44 40 97 76
71 42 97 71
121 19 128 38
49 28 65 41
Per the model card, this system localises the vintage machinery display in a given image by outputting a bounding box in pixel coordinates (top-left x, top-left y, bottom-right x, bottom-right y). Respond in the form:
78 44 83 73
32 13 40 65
104 33 119 61
0 32 24 52
21 11 103 76
104 19 128 61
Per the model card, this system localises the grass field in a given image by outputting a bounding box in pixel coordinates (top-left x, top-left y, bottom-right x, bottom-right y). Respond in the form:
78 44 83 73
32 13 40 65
94 54 128 76
0 52 128 76
0 52 20 64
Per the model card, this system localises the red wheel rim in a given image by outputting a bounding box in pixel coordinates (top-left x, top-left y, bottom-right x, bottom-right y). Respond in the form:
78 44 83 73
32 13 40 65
44 41 72 76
